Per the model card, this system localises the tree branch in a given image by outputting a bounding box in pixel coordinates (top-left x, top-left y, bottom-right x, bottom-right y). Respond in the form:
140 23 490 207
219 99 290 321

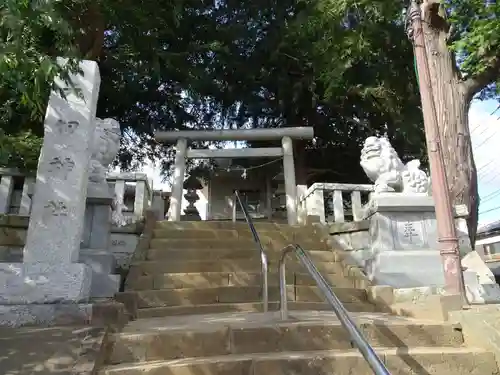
463 56 500 99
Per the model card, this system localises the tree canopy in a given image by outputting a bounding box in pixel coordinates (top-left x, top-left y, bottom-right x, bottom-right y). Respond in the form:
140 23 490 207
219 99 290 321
1 0 498 184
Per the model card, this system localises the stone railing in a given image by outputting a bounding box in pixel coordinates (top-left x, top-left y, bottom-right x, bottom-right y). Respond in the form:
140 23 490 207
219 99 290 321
0 168 34 215
0 169 153 269
107 172 153 222
297 182 374 224
0 169 152 221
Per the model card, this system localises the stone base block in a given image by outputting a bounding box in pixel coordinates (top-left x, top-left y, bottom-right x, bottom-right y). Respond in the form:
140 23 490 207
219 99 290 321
367 250 445 288
82 203 112 249
391 291 463 321
109 232 139 269
0 300 128 327
0 303 93 327
79 249 120 298
463 270 500 304
365 193 435 216
80 248 116 274
462 251 500 304
393 286 445 303
344 249 371 268
90 272 120 298
181 214 201 221
86 183 113 204
0 263 92 304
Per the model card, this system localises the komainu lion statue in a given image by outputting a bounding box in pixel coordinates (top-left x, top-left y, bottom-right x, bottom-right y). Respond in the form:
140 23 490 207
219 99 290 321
89 118 121 185
88 118 130 227
360 136 430 194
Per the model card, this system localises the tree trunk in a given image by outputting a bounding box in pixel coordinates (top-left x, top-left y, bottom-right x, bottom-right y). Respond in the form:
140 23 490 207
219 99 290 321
421 5 479 244
72 3 105 60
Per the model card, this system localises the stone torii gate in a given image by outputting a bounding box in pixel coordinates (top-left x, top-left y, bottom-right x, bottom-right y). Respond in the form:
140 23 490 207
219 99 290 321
155 127 314 225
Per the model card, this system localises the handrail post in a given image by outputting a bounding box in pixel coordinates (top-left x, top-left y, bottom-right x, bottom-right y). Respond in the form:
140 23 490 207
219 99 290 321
279 247 292 320
234 190 269 312
262 253 269 312
232 192 237 223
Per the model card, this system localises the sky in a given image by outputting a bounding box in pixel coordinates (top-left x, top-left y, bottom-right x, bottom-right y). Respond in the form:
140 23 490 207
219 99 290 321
137 100 500 227
470 99 500 227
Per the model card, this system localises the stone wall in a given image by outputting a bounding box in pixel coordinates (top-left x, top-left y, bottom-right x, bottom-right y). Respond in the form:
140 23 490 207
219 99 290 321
107 224 142 269
0 215 28 262
0 215 142 270
327 221 370 268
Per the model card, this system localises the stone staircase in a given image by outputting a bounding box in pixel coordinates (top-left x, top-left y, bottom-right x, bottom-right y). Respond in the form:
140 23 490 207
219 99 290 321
101 221 500 375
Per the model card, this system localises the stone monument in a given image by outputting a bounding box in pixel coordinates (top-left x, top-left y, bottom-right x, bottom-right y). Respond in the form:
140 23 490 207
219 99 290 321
0 59 100 326
80 118 122 298
360 136 500 304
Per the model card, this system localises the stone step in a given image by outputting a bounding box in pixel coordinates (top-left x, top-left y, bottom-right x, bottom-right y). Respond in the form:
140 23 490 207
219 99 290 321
135 301 377 319
100 347 498 375
128 259 262 276
153 228 243 239
127 259 343 277
145 248 337 262
116 286 368 309
125 271 356 291
154 221 303 231
150 238 258 250
152 228 324 243
106 311 464 365
149 238 329 251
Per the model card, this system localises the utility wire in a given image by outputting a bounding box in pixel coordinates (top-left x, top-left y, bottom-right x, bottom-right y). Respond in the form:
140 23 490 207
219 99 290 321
474 132 497 150
480 204 500 215
473 125 491 139
481 189 500 204
470 124 481 134
480 172 500 186
482 186 500 200
479 171 499 182
474 125 500 151
478 159 496 174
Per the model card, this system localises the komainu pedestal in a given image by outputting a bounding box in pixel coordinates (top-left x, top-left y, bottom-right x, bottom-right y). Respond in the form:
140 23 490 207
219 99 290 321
365 193 500 304
364 193 445 288
82 118 122 298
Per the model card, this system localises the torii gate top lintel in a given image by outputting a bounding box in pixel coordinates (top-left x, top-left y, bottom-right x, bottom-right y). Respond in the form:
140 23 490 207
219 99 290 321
155 126 314 142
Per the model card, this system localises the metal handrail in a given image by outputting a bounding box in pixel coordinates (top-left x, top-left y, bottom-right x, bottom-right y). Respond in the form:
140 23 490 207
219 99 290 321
232 190 269 312
279 244 391 375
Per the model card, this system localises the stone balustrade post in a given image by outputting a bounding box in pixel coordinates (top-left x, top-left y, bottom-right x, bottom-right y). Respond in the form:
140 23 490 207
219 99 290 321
134 180 147 219
19 177 34 215
0 175 14 214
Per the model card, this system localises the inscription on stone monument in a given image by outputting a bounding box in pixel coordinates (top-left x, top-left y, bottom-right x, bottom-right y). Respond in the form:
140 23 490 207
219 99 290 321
111 239 126 247
403 222 418 243
394 218 426 249
55 119 80 135
43 200 69 217
48 156 75 179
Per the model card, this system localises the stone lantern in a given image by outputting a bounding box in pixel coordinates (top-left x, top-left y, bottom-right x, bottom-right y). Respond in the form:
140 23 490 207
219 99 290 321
182 175 203 220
